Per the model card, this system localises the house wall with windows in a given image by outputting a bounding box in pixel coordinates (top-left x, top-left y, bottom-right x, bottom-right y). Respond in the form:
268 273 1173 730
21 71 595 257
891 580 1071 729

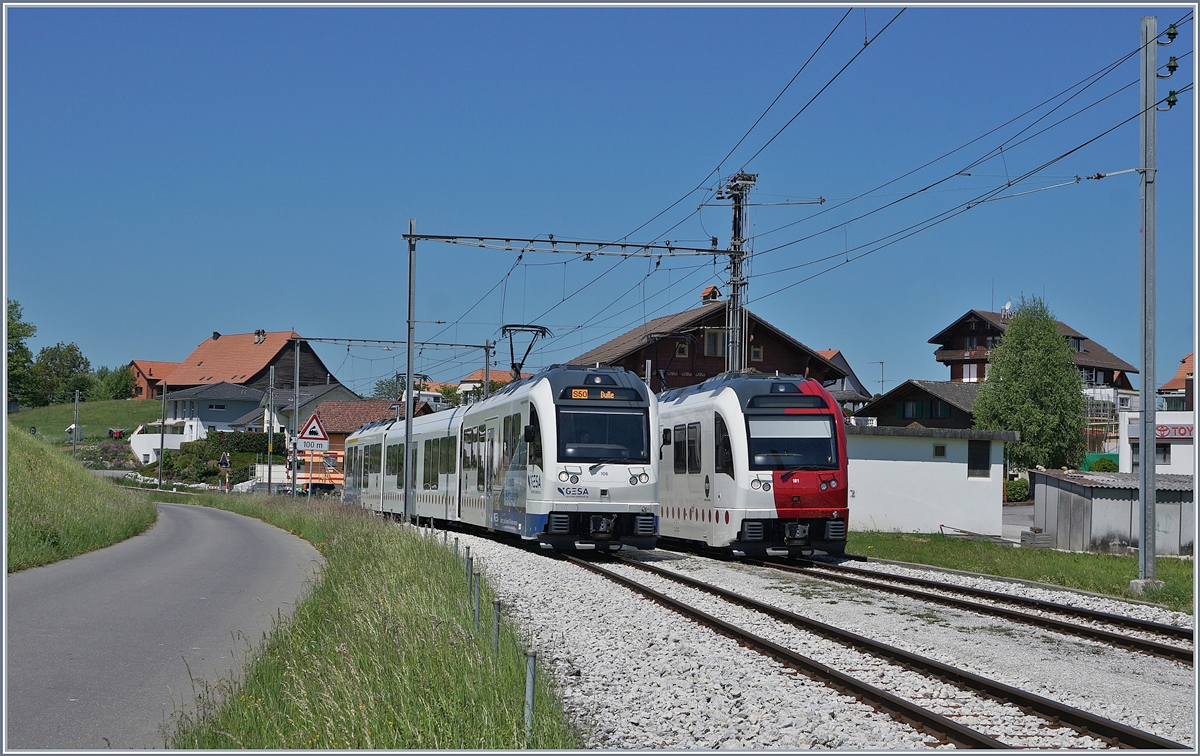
845 426 1015 535
1118 410 1194 476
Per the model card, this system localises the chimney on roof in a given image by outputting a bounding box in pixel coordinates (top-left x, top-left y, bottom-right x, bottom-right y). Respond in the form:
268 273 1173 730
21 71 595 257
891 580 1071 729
212 332 221 341
701 285 721 302
253 329 265 344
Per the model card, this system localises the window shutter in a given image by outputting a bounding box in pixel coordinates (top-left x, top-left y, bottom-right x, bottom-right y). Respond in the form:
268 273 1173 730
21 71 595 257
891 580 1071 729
895 402 903 418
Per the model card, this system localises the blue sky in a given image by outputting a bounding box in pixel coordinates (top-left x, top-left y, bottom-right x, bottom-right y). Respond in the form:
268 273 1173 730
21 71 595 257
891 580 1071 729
5 5 1195 398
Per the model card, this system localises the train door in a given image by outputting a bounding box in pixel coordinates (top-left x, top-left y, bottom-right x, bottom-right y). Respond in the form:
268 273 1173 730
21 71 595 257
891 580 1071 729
711 412 736 545
484 422 497 528
441 434 457 522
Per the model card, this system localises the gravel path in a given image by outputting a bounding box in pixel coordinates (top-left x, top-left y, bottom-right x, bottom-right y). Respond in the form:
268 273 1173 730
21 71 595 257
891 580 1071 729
457 533 1194 749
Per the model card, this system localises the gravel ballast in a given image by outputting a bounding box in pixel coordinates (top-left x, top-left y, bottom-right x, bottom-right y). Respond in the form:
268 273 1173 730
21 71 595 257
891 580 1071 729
455 533 1194 749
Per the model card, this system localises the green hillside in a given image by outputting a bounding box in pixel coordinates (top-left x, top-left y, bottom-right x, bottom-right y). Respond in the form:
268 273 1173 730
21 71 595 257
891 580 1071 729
8 399 164 441
7 419 158 572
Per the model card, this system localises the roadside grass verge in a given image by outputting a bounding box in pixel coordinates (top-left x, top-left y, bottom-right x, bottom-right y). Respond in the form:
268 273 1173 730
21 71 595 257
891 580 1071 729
165 493 580 749
848 531 1193 614
7 420 158 572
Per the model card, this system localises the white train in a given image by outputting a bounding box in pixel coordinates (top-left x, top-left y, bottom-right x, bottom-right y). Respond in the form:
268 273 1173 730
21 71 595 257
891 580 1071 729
343 365 659 550
657 373 849 557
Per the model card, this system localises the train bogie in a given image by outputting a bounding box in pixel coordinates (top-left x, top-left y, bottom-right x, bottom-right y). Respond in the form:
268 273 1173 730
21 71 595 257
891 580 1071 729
658 372 849 557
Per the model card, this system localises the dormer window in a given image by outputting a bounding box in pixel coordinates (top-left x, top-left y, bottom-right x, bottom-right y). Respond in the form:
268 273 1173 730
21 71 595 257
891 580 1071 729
1070 337 1085 352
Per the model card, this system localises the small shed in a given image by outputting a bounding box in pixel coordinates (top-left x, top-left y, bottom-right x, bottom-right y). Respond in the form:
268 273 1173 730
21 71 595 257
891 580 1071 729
1029 469 1194 556
845 425 1019 535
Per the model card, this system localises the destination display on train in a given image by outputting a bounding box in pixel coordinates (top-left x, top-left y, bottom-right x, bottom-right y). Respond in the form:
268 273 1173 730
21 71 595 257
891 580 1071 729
560 387 642 401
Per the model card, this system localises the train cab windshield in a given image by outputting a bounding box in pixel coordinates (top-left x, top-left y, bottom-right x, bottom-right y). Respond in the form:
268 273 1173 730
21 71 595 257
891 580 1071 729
557 408 650 464
747 416 838 470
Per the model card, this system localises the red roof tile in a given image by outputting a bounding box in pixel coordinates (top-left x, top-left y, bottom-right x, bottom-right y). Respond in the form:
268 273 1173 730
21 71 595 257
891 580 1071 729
312 399 399 434
458 368 531 384
163 331 299 387
1160 353 1193 392
129 360 182 380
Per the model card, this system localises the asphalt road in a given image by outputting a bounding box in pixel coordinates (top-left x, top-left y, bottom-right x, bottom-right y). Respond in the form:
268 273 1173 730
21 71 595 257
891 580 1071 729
6 502 323 749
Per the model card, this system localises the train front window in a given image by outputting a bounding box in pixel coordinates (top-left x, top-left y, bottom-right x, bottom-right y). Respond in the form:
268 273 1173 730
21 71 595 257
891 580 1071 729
557 409 649 464
747 416 837 470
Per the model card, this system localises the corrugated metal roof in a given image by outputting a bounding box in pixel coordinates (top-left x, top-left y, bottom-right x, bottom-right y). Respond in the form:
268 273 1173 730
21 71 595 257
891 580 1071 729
1034 469 1193 492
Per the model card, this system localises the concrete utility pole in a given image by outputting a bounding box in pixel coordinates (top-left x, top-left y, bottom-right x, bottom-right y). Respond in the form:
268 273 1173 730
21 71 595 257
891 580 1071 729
292 338 300 497
267 366 274 495
157 381 167 489
72 390 80 459
868 361 886 395
404 218 417 523
1134 15 1172 591
721 171 757 373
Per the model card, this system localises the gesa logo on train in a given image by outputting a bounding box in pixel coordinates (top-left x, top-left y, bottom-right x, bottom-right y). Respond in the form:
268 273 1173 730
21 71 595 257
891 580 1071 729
557 486 589 497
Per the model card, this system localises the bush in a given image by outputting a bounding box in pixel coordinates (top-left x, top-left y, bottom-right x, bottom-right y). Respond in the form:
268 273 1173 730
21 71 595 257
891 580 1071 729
1006 478 1030 502
1088 456 1119 473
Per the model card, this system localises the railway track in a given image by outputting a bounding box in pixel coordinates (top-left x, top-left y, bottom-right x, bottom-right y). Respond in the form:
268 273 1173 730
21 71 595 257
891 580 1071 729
754 557 1194 665
566 554 1188 750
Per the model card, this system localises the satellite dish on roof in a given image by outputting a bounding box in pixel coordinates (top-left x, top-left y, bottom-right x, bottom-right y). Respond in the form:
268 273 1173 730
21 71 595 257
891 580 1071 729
1000 298 1013 320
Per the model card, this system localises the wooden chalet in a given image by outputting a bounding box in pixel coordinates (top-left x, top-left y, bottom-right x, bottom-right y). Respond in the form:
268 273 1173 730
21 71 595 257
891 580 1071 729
929 309 1137 389
853 380 982 430
568 288 844 392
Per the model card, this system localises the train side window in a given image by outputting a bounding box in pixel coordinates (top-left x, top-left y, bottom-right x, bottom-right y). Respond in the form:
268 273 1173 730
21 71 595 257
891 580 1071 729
714 413 734 478
686 422 701 474
446 435 457 474
422 439 432 489
673 424 687 474
477 425 487 491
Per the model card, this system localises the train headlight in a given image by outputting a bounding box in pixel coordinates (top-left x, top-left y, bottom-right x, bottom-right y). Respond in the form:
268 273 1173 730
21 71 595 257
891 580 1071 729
629 475 638 485
558 471 570 482
638 472 649 484
820 482 828 491
830 479 838 488
570 475 579 484
762 482 771 492
751 479 762 490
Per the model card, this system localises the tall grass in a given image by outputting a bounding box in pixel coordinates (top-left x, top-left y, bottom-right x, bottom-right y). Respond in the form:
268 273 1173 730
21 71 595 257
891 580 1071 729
7 420 158 572
165 493 580 749
848 531 1193 614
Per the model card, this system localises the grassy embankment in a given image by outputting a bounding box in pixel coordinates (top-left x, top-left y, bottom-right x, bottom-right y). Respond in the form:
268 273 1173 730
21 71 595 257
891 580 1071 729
7 420 158 572
9 423 577 747
135 490 581 749
848 531 1193 614
11 399 164 440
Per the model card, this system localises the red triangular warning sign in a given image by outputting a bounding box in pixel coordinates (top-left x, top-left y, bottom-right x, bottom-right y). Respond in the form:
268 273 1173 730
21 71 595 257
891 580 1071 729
299 414 329 442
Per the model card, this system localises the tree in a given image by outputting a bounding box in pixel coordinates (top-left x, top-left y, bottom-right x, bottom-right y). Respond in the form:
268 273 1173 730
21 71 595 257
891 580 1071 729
438 384 462 407
372 375 405 400
973 296 1085 471
28 342 91 406
7 299 36 406
89 365 136 401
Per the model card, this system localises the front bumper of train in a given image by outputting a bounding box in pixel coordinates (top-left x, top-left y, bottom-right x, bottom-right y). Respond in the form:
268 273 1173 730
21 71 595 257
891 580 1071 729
729 516 847 557
536 511 658 551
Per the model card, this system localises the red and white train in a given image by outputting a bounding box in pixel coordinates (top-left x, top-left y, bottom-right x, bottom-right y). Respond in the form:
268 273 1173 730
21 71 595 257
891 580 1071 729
657 373 848 557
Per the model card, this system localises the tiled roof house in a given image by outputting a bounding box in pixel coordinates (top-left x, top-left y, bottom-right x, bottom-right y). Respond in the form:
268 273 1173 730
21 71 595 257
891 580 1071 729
160 330 341 393
129 360 182 400
1159 353 1193 411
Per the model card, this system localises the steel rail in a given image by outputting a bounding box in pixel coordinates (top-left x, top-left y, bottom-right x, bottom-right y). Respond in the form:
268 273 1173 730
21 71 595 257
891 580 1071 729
800 558 1194 642
747 558 1193 665
562 555 1010 750
610 556 1189 750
